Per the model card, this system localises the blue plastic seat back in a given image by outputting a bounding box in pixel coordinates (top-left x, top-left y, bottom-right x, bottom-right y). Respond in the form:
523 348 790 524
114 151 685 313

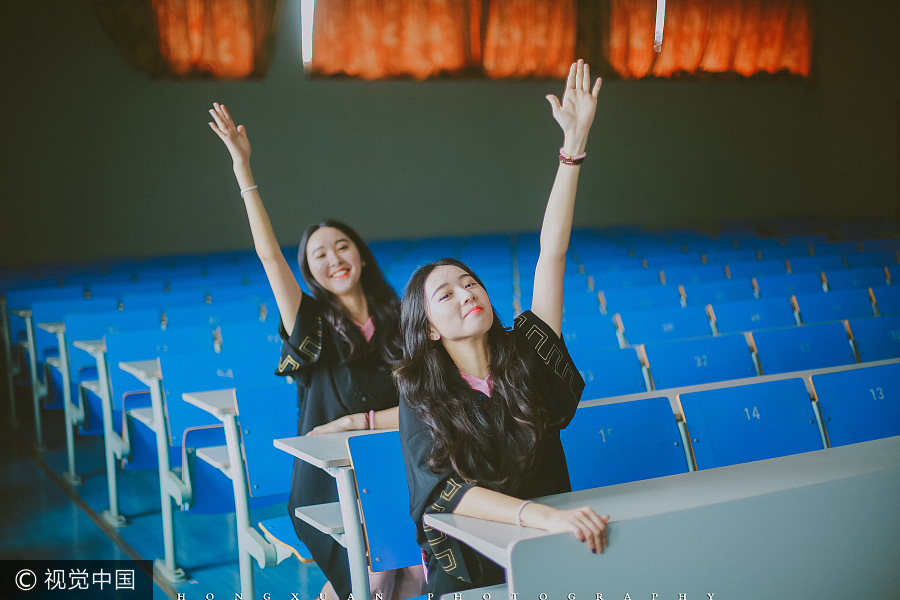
591 268 661 289
601 285 682 313
30 296 121 361
661 265 728 286
753 322 856 375
811 241 860 256
88 280 165 298
703 249 760 265
795 289 875 324
844 250 900 269
849 315 900 362
754 273 825 298
65 309 162 383
562 291 602 315
348 431 423 572
121 290 208 310
811 363 900 447
218 320 282 352
235 384 300 497
618 306 712 345
106 326 217 409
574 347 647 399
163 300 264 328
207 283 272 304
873 286 900 316
561 398 689 491
645 334 756 389
5 285 86 342
726 259 787 279
160 348 288 446
680 378 823 469
682 279 757 305
561 313 621 351
824 267 890 290
711 297 796 334
787 255 846 274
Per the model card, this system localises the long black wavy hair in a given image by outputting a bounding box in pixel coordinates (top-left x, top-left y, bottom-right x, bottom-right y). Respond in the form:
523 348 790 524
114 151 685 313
297 220 402 366
394 258 548 492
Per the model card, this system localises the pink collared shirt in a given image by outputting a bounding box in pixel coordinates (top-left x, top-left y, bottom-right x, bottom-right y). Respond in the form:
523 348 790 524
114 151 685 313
353 317 375 342
460 371 493 397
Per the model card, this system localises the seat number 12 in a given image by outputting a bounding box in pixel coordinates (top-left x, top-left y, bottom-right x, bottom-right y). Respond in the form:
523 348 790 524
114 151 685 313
744 407 760 420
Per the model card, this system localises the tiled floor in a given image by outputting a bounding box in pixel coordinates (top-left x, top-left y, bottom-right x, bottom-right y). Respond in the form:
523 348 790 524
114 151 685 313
0 378 327 599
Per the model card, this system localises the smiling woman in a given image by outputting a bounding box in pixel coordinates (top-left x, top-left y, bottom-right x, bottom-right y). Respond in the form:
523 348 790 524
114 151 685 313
395 60 609 598
206 103 420 599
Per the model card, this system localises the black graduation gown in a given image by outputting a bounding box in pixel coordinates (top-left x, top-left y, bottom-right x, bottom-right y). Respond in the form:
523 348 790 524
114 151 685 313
399 310 585 597
276 292 400 600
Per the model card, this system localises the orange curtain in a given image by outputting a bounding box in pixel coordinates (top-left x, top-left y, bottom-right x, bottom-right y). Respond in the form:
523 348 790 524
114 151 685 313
93 0 281 79
482 0 577 78
310 0 481 80
607 0 812 79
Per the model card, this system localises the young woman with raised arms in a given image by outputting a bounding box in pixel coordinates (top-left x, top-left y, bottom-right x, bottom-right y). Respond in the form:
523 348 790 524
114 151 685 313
208 104 414 600
396 60 609 597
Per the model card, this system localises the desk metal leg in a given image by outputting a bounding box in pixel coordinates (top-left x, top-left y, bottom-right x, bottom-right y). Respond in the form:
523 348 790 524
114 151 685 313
148 380 188 584
55 331 83 486
95 352 127 527
331 466 371 600
24 316 46 450
222 413 256 599
1 300 18 426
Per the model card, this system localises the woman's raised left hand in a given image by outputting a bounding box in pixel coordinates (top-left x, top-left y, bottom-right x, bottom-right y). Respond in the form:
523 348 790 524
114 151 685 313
546 59 602 155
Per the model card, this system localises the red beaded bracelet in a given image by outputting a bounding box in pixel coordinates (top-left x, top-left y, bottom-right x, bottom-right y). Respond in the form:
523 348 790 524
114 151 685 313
559 147 586 166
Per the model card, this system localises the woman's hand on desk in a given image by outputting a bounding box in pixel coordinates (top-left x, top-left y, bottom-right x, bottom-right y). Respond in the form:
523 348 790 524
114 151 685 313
523 503 610 554
306 413 365 436
208 102 252 167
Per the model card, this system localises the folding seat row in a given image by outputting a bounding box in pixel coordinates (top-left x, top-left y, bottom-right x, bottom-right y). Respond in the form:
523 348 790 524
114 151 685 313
567 359 900 489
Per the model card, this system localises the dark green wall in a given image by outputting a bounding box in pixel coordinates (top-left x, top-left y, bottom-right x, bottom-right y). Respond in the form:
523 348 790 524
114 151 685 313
1 0 897 267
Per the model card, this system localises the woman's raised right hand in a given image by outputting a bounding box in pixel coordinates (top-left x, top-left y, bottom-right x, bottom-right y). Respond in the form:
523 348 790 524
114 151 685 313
209 102 251 166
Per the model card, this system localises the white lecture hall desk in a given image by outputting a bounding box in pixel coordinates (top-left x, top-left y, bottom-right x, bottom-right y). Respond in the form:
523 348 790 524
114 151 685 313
426 436 900 599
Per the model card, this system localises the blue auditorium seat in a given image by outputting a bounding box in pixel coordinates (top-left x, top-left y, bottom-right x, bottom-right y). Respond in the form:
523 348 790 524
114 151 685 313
572 347 648 399
681 279 757 305
794 289 876 324
725 259 787 279
811 241 861 256
702 249 760 265
754 273 825 298
679 378 823 469
753 322 856 375
644 334 756 389
660 265 727 286
591 268 661 289
617 306 713 345
845 250 900 269
162 300 265 328
811 362 900 447
121 289 209 310
788 255 847 274
347 431 423 572
848 316 900 362
824 266 891 290
601 285 683 313
561 398 689 491
562 314 621 351
873 286 900 316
